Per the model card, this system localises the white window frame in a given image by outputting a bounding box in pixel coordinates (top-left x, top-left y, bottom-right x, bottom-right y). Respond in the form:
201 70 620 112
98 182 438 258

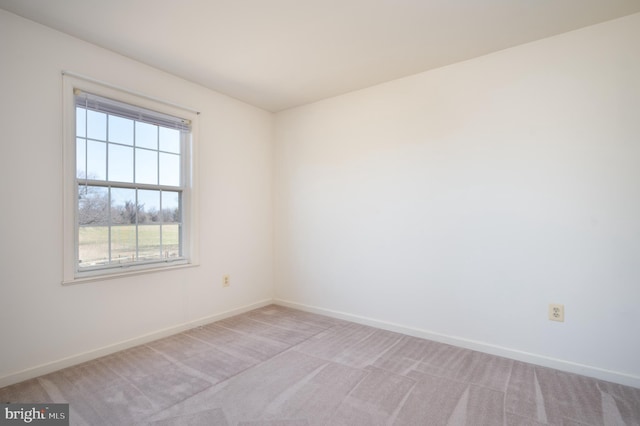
62 73 199 284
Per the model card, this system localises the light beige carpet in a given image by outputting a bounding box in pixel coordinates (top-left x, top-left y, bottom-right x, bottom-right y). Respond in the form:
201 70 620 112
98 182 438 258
1 305 639 425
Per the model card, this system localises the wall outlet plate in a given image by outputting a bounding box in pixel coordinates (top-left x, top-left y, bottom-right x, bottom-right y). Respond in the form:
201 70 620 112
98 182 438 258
549 303 564 322
223 274 230 287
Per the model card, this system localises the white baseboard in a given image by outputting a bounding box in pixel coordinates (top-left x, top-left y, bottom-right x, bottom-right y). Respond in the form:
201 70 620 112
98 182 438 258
0 299 273 389
274 298 640 389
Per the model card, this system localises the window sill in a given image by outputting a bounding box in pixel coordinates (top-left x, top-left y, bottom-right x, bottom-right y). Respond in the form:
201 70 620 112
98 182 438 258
62 262 199 286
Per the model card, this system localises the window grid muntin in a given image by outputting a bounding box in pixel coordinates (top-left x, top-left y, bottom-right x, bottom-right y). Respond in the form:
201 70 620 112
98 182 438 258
76 96 186 272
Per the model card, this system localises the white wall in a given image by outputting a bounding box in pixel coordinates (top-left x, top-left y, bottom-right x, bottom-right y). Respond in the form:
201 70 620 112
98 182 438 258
275 13 640 387
0 10 274 385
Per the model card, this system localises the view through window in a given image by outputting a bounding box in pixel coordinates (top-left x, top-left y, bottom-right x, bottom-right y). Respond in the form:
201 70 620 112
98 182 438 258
75 91 189 272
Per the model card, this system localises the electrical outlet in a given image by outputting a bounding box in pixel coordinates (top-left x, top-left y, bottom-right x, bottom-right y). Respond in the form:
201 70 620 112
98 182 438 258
222 274 230 287
549 304 564 322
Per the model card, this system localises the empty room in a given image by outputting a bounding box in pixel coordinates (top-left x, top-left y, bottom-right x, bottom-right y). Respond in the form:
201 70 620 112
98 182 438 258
1 1 639 425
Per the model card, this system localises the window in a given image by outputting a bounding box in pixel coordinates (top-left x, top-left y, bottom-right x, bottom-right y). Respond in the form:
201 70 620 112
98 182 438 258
63 74 199 283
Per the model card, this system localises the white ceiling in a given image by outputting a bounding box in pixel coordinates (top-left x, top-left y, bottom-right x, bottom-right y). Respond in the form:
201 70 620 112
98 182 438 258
2 0 639 112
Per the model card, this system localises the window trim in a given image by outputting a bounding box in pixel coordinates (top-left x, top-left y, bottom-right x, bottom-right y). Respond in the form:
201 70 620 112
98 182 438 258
62 73 200 285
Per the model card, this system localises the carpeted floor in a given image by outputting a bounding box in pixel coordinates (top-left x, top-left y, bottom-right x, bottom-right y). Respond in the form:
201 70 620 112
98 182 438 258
1 305 639 425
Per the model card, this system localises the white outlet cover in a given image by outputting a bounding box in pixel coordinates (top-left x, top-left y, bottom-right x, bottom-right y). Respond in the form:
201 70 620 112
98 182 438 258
548 303 564 322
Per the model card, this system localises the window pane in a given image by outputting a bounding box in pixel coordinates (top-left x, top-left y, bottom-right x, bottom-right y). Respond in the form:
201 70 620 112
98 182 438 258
78 185 109 226
136 148 158 184
111 188 136 225
162 191 180 223
78 184 110 267
162 224 180 259
138 225 161 261
108 144 134 183
138 189 160 223
76 107 86 137
87 110 107 141
86 140 106 180
111 225 137 264
159 127 180 153
76 138 86 179
78 226 109 267
135 122 158 149
108 115 134 145
159 153 180 186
